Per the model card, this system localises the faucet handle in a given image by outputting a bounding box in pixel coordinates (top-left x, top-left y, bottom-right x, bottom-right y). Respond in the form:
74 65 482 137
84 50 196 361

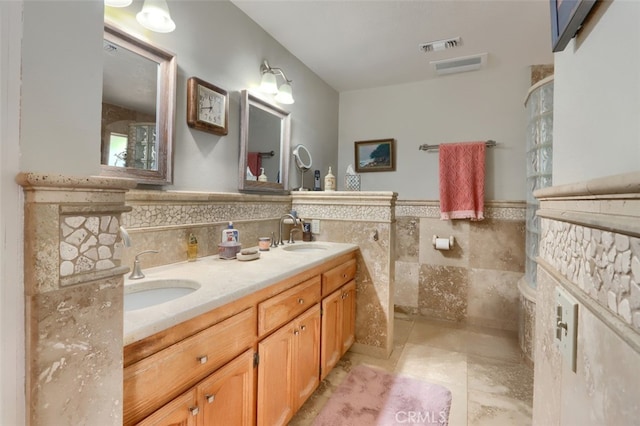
129 250 159 280
288 228 302 244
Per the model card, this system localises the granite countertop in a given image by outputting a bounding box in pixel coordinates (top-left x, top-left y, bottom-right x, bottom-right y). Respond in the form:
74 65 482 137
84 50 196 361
123 241 358 346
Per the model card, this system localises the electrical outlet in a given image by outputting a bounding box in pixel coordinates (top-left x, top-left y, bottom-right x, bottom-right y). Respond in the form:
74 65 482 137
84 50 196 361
311 219 320 234
555 286 578 372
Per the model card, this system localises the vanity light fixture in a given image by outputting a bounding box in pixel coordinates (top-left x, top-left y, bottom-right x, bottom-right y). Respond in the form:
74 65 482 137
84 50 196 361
136 0 176 33
259 60 295 104
105 0 133 7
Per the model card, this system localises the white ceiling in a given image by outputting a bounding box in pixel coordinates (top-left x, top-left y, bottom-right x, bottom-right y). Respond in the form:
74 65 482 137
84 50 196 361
231 0 555 92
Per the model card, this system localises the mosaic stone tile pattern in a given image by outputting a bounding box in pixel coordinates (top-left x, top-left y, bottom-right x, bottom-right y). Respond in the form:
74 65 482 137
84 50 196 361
539 218 640 331
122 202 287 228
395 201 525 221
59 215 122 278
293 203 393 222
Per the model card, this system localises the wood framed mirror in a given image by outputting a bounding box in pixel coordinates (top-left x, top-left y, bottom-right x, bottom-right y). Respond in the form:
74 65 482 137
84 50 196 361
100 22 177 185
238 90 291 193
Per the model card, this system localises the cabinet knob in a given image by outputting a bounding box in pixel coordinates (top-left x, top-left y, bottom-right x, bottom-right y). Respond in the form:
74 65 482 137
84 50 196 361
300 325 306 331
342 273 347 279
189 407 200 416
206 394 215 404
298 298 304 304
294 329 300 335
197 355 208 364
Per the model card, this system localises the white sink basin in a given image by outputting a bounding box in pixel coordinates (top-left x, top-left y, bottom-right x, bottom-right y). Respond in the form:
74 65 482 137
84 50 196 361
283 244 329 253
124 279 200 311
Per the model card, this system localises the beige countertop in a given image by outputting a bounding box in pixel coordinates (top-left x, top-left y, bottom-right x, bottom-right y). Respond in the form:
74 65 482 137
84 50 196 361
123 241 358 346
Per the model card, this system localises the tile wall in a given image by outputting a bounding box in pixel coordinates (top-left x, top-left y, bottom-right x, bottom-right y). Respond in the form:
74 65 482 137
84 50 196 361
532 172 640 425
395 200 526 331
17 173 135 425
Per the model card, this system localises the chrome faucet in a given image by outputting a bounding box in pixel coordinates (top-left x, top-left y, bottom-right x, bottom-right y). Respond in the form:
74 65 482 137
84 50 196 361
277 214 300 246
288 228 302 244
129 250 159 280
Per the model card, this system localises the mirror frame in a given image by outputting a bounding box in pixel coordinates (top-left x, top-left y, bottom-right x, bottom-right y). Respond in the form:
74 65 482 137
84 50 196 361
238 90 291 193
100 22 177 185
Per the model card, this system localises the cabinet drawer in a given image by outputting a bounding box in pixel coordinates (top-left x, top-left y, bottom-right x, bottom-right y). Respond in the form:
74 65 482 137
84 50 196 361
322 259 356 295
258 276 321 337
124 307 257 425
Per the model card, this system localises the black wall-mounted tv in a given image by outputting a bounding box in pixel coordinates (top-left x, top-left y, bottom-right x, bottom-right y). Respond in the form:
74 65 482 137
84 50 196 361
550 0 597 52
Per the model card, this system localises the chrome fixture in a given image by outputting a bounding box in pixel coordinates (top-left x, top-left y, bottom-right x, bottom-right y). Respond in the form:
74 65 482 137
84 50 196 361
119 226 132 247
129 250 159 280
259 60 295 104
105 0 176 33
288 228 302 244
277 214 300 246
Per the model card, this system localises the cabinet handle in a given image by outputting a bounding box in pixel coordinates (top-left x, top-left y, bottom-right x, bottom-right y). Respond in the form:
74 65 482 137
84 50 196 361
189 407 200 416
298 298 304 304
206 394 215 404
197 355 208 364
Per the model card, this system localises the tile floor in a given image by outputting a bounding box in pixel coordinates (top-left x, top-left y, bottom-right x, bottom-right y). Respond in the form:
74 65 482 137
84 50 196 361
290 314 534 426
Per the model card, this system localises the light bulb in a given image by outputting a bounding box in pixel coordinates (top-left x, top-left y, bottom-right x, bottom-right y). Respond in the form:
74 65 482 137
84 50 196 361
136 0 176 33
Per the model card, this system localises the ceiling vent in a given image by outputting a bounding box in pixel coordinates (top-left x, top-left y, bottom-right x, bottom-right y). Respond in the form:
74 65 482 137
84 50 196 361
419 37 461 53
430 52 488 76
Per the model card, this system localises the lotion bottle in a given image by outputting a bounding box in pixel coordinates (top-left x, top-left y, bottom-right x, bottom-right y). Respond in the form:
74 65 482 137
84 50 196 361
258 168 267 182
324 166 336 191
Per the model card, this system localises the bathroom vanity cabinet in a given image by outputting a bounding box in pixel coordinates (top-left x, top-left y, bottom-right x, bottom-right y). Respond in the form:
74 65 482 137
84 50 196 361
123 250 357 426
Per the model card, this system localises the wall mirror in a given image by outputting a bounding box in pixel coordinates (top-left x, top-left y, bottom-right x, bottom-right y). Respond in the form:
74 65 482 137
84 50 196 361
238 90 291 193
100 22 177 185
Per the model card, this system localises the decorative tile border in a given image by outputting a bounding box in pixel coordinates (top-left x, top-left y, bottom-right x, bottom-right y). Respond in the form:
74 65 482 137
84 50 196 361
122 202 288 229
395 200 525 220
292 191 396 222
539 218 640 330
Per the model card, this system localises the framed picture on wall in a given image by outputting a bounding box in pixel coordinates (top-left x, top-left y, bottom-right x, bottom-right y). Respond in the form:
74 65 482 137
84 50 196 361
354 138 396 173
549 0 597 52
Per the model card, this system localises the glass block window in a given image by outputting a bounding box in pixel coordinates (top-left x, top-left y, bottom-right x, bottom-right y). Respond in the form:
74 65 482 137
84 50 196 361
524 79 553 289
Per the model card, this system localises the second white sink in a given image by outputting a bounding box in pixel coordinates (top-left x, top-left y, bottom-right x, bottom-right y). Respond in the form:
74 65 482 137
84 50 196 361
124 279 200 311
283 243 329 253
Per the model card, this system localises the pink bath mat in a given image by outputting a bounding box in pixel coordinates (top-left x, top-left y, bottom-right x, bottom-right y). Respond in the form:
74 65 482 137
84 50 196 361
313 365 452 426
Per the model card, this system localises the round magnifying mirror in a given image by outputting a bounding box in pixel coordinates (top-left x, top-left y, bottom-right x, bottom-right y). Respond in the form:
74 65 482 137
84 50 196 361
292 144 313 191
293 144 312 170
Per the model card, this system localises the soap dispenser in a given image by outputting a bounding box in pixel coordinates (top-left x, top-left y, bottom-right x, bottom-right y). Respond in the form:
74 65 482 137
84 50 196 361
222 221 239 243
258 168 268 182
324 166 336 191
187 233 198 262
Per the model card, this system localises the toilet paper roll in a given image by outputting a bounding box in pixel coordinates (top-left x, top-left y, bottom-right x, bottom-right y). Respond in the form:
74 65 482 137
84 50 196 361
435 237 451 250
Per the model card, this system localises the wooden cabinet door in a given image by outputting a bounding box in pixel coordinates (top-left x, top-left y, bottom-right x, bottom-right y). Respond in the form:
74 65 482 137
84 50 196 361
257 321 295 426
293 304 321 411
320 290 342 380
136 390 198 426
341 280 356 356
197 349 256 426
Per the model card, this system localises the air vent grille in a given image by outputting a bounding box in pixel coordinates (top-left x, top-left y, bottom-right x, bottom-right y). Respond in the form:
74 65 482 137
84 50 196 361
430 53 488 75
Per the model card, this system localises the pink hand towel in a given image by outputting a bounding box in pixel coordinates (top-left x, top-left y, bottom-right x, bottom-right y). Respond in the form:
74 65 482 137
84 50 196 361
439 142 486 220
247 152 261 177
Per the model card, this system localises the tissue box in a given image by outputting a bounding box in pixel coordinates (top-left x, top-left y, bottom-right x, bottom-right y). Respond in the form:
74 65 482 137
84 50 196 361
345 175 361 191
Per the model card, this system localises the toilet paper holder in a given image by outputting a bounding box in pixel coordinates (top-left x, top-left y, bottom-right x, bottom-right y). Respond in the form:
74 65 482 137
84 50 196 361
432 235 455 250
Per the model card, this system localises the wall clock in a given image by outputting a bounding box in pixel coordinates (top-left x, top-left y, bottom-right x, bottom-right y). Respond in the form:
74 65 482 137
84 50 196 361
187 77 229 135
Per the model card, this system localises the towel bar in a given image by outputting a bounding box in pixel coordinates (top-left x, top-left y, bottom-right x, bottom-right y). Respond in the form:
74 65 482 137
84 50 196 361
418 140 496 152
